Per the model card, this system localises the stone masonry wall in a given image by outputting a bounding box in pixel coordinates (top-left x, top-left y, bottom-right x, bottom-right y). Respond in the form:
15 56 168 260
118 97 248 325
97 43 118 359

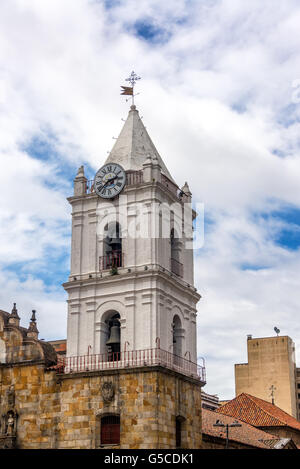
0 363 202 449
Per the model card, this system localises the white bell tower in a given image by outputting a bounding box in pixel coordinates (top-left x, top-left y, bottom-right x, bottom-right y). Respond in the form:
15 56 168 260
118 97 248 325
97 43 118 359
63 104 201 364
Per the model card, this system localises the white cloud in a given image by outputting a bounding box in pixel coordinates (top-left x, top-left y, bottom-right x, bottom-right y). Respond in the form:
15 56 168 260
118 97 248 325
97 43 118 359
0 0 300 399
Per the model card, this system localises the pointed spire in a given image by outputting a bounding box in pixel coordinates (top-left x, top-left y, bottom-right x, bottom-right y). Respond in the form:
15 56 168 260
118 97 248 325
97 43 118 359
27 309 39 340
11 303 20 319
8 302 20 326
30 309 37 323
180 182 192 201
105 106 174 182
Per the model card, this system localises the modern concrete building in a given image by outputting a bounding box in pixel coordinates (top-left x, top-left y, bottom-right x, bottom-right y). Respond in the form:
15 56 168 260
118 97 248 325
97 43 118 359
235 335 298 419
296 368 300 420
201 391 220 411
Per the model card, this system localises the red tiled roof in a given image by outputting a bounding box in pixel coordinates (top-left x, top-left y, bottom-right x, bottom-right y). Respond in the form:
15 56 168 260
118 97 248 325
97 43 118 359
217 393 300 432
202 408 278 449
48 340 67 354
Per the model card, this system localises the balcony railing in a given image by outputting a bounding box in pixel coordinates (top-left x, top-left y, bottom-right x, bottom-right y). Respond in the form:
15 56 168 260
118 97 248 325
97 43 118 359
99 251 123 271
171 258 183 278
53 347 206 383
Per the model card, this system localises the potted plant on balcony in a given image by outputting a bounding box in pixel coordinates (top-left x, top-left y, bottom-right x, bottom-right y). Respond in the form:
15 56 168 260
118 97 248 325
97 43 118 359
110 259 118 276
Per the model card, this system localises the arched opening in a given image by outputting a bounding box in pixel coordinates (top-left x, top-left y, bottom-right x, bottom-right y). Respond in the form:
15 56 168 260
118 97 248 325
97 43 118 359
101 311 121 360
170 228 182 277
172 315 183 358
175 416 185 448
102 222 123 270
5 410 17 436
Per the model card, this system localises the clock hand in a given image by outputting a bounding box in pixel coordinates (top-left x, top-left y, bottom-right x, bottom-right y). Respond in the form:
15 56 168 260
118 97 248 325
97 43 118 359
103 177 116 188
103 175 123 187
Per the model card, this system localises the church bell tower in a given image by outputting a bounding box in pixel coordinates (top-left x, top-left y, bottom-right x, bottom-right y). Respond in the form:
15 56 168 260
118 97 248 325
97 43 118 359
64 101 201 364
62 75 205 449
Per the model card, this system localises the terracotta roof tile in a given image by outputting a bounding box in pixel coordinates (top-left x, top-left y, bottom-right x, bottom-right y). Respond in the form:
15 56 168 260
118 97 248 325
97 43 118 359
217 393 300 432
202 408 278 449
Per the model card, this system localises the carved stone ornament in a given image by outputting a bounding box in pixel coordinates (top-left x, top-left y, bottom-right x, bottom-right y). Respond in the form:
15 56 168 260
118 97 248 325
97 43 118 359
101 382 115 404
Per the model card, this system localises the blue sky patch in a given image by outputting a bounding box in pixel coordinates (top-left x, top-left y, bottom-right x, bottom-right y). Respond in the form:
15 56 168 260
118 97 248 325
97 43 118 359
240 263 269 271
22 133 96 193
257 204 300 251
133 20 171 44
2 249 70 292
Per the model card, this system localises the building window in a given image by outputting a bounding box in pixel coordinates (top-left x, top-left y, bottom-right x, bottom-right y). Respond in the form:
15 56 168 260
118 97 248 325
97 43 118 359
101 415 120 445
176 416 184 448
172 315 183 358
170 228 183 277
101 222 123 270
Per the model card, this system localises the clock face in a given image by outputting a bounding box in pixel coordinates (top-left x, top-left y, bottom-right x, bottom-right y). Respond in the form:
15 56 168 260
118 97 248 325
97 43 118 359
94 163 126 199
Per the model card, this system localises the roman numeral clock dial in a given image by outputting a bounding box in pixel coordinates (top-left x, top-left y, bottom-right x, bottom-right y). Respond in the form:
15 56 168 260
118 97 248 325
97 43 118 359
94 163 126 199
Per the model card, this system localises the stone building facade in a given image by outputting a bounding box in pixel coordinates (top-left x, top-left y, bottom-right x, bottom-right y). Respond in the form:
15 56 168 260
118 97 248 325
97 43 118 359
0 307 203 449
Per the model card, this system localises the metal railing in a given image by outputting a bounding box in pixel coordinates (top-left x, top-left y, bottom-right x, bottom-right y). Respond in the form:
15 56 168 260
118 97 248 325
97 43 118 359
99 251 123 270
54 347 206 382
171 258 183 278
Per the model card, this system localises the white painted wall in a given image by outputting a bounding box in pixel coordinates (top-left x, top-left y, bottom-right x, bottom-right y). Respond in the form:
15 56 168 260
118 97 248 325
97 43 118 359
65 171 200 363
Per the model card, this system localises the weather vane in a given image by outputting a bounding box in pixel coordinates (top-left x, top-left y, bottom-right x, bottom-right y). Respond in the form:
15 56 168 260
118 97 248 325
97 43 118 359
120 71 141 106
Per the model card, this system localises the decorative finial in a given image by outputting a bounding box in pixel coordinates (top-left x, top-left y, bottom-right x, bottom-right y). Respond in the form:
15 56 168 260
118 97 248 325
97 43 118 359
8 302 20 326
31 309 37 323
121 71 141 107
27 309 39 339
11 302 20 319
75 165 85 178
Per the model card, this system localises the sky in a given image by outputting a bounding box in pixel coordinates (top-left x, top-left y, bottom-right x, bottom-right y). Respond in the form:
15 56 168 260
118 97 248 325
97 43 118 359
0 0 300 399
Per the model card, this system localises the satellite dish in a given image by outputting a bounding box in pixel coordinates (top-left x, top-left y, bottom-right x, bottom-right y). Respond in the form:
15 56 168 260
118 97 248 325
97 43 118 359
274 327 280 336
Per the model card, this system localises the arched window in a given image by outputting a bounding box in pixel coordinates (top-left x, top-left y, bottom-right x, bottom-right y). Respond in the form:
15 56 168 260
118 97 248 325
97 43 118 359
105 312 121 359
101 415 120 445
172 315 183 358
176 416 185 448
102 222 122 270
170 228 182 277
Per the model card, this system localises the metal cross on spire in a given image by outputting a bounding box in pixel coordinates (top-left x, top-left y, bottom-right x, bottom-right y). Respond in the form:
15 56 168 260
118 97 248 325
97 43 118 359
120 70 141 106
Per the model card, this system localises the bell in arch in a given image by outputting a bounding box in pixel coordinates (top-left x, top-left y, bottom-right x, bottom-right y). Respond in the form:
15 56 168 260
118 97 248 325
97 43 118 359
106 318 121 354
105 222 122 253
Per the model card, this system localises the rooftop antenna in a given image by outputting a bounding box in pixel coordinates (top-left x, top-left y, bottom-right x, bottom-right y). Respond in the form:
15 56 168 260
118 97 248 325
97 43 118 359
121 70 141 107
274 326 280 336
